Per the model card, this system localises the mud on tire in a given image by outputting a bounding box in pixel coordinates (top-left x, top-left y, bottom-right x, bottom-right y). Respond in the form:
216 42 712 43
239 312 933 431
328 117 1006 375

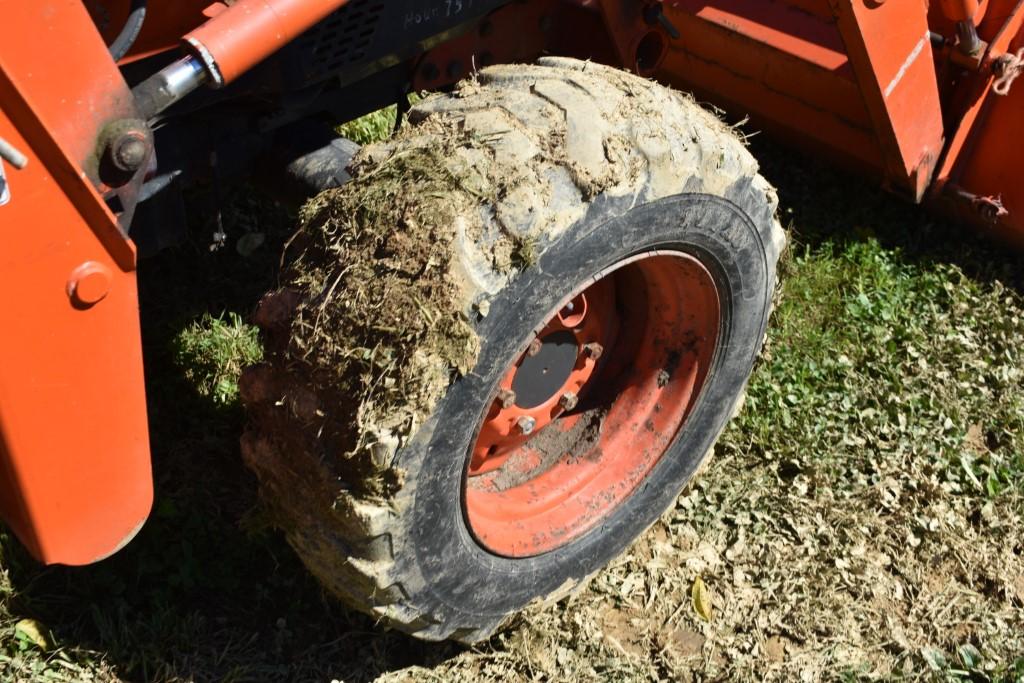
241 57 786 643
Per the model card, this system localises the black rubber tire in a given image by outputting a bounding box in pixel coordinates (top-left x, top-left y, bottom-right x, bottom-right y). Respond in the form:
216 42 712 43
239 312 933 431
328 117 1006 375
242 57 785 643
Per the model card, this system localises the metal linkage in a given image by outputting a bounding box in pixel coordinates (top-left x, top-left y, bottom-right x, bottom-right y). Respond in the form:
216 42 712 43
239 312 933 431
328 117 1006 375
952 187 1010 223
994 48 1024 96
956 20 983 57
132 0 351 120
132 55 209 120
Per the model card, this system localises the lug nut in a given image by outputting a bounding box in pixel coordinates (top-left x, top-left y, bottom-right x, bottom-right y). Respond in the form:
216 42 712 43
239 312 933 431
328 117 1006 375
496 389 516 409
527 338 542 357
559 392 578 411
516 416 536 435
583 342 604 360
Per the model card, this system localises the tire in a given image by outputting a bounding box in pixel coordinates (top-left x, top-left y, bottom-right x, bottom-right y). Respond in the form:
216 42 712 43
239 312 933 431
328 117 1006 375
241 57 785 643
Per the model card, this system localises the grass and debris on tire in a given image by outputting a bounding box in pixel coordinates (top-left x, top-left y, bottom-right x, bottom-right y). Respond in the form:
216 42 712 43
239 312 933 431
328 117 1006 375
241 57 783 644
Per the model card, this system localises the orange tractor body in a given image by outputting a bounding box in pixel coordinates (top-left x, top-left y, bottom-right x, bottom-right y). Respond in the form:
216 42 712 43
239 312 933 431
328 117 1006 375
0 0 1021 565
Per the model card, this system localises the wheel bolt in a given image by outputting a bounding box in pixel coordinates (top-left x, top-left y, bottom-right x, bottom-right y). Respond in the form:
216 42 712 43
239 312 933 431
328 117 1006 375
496 389 516 409
583 342 604 360
527 338 542 357
559 392 578 411
516 416 536 435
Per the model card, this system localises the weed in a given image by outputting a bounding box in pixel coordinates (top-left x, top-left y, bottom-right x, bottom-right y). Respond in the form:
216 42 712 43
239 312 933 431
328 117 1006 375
172 312 263 405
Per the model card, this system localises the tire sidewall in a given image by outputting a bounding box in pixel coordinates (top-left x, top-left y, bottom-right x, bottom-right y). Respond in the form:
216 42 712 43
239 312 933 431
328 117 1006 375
398 190 772 624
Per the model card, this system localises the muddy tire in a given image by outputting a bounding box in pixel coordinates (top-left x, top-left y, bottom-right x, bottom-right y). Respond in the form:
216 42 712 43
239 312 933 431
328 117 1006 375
241 57 785 643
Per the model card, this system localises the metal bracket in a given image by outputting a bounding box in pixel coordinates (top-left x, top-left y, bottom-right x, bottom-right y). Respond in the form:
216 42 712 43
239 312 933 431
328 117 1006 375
0 159 9 207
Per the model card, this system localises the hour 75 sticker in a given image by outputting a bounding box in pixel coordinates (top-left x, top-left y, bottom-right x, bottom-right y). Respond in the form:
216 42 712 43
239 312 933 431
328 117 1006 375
404 0 476 30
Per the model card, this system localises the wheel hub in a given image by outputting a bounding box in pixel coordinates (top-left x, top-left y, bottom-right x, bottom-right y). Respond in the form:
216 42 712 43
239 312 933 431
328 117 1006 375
464 251 721 558
467 287 612 477
511 331 580 408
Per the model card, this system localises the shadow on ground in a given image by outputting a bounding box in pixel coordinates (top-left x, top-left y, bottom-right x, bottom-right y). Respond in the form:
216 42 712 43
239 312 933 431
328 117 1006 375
3 139 1023 682
749 137 1024 293
4 186 462 682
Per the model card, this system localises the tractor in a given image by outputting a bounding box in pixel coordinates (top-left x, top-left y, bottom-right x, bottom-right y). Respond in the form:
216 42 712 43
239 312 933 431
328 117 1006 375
0 0 1020 642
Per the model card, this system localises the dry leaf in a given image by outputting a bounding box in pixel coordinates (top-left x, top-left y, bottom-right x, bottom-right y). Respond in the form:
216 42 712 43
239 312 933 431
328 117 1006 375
15 618 50 651
692 576 713 622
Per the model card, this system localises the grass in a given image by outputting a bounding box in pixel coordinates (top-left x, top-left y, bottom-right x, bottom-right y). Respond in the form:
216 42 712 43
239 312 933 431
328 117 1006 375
173 313 263 406
336 105 397 145
0 107 1021 682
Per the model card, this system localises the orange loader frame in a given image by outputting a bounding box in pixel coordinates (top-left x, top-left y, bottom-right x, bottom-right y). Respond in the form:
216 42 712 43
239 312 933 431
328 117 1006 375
0 0 1021 565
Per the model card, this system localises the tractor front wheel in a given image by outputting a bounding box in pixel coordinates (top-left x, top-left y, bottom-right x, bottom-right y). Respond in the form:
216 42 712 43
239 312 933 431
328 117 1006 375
241 58 785 643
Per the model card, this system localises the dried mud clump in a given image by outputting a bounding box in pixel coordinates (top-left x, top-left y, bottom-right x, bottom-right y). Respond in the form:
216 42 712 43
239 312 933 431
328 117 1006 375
250 132 502 499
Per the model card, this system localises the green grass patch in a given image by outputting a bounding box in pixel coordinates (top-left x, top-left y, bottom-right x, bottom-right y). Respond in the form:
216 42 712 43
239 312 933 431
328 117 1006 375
172 312 263 405
335 95 420 145
336 106 397 145
740 237 1024 489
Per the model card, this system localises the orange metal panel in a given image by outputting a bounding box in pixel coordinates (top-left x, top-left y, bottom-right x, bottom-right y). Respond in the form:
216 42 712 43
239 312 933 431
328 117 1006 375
412 1 555 91
656 61 881 170
978 0 1021 33
939 0 981 22
930 0 992 36
830 0 945 199
650 1 884 174
676 0 853 76
86 0 218 63
0 1 139 269
783 0 837 21
954 79 1024 245
0 1 152 564
931 4 1024 244
582 0 657 73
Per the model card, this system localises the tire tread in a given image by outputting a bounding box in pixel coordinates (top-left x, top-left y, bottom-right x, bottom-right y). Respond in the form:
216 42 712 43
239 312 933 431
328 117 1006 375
243 57 786 644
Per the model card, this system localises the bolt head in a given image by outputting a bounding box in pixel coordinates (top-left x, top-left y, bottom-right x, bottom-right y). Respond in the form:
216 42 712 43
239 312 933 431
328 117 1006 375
527 338 543 357
111 134 148 172
559 392 578 411
516 416 536 435
67 261 112 307
583 342 604 360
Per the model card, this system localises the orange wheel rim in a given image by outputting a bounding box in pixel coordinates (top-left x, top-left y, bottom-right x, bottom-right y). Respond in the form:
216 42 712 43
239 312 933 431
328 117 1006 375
463 251 721 557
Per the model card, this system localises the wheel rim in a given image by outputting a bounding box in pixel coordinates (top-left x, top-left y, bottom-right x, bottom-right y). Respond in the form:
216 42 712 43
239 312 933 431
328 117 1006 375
463 251 721 557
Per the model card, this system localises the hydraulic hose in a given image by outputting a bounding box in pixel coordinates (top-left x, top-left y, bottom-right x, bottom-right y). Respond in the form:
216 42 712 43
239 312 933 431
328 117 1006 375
108 0 148 61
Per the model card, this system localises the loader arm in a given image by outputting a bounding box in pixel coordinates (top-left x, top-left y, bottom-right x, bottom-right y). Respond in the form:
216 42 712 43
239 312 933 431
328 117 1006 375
0 1 151 564
0 0 350 565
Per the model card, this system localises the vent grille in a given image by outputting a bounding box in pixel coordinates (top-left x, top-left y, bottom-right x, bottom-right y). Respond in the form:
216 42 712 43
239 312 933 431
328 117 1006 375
296 0 386 77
